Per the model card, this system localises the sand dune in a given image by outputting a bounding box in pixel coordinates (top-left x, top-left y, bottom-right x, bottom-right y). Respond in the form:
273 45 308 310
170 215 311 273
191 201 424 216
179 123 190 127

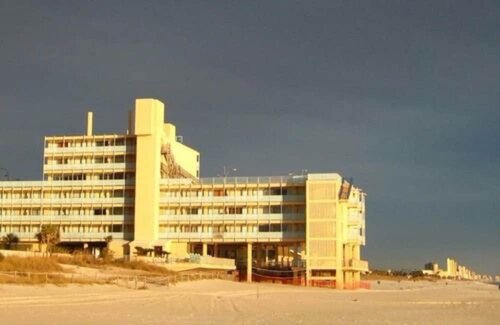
0 280 498 324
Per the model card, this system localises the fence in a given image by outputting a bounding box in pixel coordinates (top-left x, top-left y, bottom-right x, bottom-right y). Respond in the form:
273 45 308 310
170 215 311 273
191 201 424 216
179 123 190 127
0 270 235 289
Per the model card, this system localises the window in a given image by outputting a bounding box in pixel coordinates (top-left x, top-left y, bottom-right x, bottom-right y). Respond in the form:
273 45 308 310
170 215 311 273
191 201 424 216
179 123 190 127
270 224 281 232
258 224 270 232
213 189 224 197
267 188 287 195
270 206 281 214
111 225 122 232
226 207 243 214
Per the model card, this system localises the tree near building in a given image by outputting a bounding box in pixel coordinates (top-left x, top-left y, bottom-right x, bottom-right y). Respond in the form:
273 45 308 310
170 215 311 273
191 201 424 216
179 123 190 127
101 235 114 261
35 225 60 255
2 233 19 250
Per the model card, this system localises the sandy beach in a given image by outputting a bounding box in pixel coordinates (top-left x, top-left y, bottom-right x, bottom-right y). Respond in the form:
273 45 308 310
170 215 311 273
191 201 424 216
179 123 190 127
0 279 498 324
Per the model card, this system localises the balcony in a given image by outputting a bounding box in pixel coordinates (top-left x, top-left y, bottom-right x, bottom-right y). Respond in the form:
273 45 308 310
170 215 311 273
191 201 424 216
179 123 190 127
158 231 305 242
0 215 133 223
2 197 133 205
44 145 135 154
347 214 364 225
43 163 135 172
160 175 307 186
345 259 369 271
42 180 135 187
60 232 128 241
159 195 305 204
159 213 304 223
0 231 131 242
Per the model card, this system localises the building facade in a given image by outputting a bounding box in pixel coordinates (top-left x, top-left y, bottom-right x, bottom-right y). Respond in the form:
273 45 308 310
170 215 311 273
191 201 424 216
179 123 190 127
0 98 368 289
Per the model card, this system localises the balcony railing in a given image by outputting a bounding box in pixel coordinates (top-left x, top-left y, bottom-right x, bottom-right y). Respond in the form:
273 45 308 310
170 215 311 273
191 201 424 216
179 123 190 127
158 231 305 241
0 215 133 222
43 163 135 171
1 197 133 205
345 259 369 271
160 175 307 186
0 180 135 188
60 232 128 241
44 145 136 154
347 214 364 224
0 231 130 241
159 195 305 204
47 180 134 187
159 213 304 222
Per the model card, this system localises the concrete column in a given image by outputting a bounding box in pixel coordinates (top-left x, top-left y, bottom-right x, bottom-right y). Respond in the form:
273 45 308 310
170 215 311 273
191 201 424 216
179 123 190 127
247 243 253 282
336 270 344 289
214 243 218 257
265 245 269 267
352 245 360 260
344 244 353 261
202 243 208 256
345 271 353 289
352 245 361 288
274 245 278 267
256 245 262 267
353 270 361 288
293 243 299 267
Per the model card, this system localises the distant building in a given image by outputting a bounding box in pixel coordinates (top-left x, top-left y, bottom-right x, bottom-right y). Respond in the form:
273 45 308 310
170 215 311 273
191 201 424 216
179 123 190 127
423 258 489 280
0 99 368 289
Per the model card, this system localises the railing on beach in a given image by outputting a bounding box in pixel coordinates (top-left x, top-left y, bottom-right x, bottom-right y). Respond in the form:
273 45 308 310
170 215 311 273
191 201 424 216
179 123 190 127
0 269 235 289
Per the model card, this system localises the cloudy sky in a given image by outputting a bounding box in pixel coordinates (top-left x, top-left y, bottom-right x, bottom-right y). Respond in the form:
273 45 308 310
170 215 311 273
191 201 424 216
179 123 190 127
0 1 498 274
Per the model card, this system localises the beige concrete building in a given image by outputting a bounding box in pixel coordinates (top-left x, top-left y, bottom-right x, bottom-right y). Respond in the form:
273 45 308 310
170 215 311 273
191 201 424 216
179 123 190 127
0 98 368 289
424 258 489 280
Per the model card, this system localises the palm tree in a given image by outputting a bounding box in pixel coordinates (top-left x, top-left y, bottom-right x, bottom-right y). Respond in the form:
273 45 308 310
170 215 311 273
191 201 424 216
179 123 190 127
35 225 60 255
2 233 19 250
101 235 114 260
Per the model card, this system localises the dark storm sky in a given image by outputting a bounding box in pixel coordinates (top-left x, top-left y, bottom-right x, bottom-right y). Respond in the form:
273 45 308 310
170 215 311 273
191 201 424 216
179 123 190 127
0 1 498 274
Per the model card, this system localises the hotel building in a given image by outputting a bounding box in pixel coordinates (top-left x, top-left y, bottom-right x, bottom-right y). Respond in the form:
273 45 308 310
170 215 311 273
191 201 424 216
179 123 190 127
0 99 368 289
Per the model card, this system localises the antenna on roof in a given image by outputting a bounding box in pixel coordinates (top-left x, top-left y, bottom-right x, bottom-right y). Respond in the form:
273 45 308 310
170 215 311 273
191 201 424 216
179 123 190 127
86 112 93 136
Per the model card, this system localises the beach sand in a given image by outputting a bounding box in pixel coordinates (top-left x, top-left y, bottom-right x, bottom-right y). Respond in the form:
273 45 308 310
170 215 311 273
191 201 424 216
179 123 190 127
0 279 498 324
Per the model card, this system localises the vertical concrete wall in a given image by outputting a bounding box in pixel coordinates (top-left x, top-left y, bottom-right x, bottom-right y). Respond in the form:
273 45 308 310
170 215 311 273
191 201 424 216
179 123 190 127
305 175 343 288
163 123 200 178
133 99 164 243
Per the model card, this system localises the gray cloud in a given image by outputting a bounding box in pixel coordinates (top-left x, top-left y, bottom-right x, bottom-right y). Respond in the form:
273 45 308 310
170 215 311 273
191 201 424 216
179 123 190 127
0 1 498 274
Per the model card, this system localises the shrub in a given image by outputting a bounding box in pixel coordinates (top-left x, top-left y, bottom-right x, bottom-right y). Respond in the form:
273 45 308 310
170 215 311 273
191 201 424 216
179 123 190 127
0 256 63 272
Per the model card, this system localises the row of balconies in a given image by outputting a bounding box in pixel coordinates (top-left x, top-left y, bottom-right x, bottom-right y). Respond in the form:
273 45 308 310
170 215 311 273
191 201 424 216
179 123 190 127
0 213 360 227
0 197 133 205
158 213 305 222
0 213 305 223
0 180 134 189
0 231 128 241
44 145 135 154
160 175 307 186
347 213 365 225
159 195 305 204
344 259 369 271
159 231 306 241
43 163 136 171
0 215 133 222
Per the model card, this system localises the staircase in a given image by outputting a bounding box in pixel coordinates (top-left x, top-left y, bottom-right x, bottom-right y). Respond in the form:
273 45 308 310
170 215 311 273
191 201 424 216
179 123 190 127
339 177 353 200
160 144 197 180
